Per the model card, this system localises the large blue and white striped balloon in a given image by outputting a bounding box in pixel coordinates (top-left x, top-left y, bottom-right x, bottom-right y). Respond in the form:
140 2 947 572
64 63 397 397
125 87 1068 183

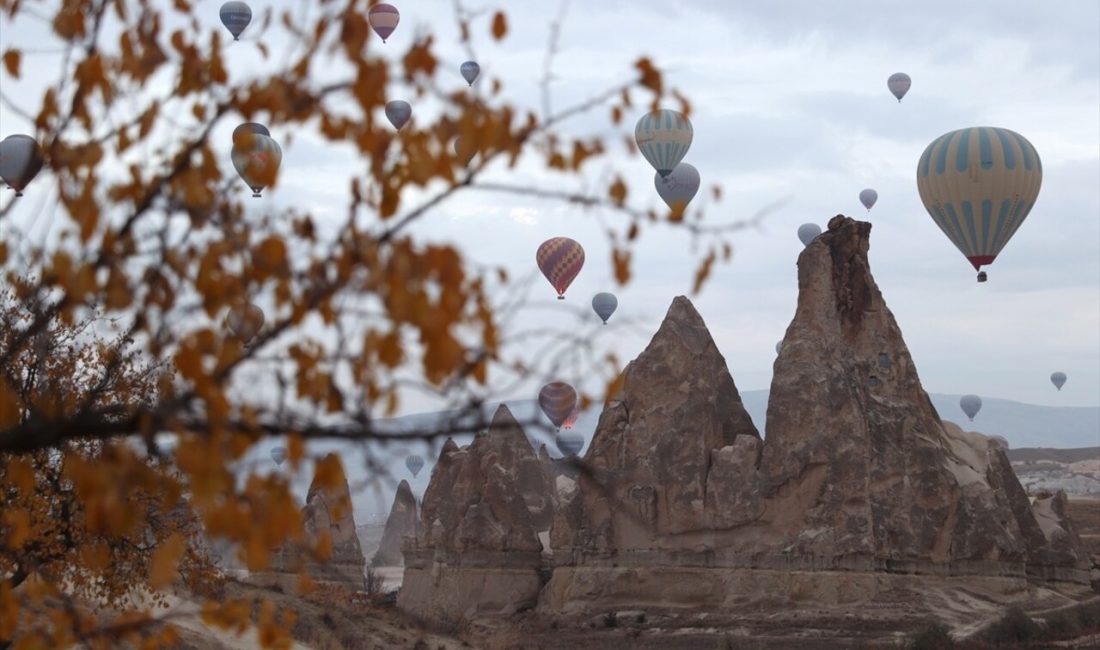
917 127 1042 281
635 110 693 178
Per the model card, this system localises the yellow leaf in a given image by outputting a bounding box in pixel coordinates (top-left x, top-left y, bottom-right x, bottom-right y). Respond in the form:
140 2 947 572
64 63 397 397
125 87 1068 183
490 12 508 40
148 533 186 589
2 49 20 78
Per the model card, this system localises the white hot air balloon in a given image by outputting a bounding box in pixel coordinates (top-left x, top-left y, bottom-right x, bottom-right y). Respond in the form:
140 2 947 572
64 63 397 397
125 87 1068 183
635 110 693 178
654 162 700 212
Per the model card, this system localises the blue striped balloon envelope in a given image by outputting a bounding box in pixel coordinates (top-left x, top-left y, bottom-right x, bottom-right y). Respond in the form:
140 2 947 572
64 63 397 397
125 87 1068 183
635 109 693 178
916 127 1042 282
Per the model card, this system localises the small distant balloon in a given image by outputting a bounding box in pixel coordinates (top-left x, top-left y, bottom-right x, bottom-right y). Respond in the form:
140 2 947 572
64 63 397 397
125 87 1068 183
591 292 618 324
271 446 287 466
959 394 982 421
539 382 578 430
460 61 480 86
797 223 821 247
1050 372 1067 391
635 109 693 178
556 431 584 457
536 237 585 299
226 303 264 343
654 162 700 212
859 188 878 211
405 454 425 477
775 340 782 354
888 72 911 102
368 3 400 42
0 134 44 196
385 101 412 130
562 407 580 430
219 1 252 41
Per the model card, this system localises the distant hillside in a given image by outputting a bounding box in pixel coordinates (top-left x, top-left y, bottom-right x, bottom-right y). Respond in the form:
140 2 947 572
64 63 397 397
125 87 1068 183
1006 447 1100 464
738 390 1099 450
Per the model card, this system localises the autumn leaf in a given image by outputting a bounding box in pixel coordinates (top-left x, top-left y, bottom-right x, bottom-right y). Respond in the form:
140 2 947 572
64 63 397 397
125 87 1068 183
2 48 20 77
491 12 508 40
148 533 186 589
609 177 627 207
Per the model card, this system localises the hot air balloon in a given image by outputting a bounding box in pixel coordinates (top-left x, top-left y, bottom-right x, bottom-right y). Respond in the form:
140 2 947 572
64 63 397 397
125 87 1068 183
556 431 584 457
775 340 782 354
271 446 287 466
219 1 252 40
226 303 264 343
859 188 878 211
405 454 424 477
1050 372 1067 391
888 72 911 102
797 223 821 246
635 109 693 178
562 407 580 431
368 3 400 43
959 394 982 421
917 127 1042 282
539 381 577 430
0 135 44 196
231 133 281 197
453 137 476 166
233 123 270 147
460 61 480 86
536 237 584 299
591 292 617 324
654 162 700 212
385 101 411 130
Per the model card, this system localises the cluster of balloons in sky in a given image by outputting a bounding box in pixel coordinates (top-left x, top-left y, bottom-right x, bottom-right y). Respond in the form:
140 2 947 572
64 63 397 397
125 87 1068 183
0 5 1066 469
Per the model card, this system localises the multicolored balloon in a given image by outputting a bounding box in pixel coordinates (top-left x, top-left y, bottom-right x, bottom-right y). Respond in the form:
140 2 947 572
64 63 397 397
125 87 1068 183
1050 372 1067 391
405 454 424 477
226 303 264 343
385 101 411 130
555 431 584 457
271 446 287 466
460 61 480 86
959 394 982 421
635 109 693 178
539 381 578 430
0 135 44 196
654 162 700 211
232 122 270 145
368 3 400 43
536 237 584 299
917 127 1042 282
888 72 911 102
797 223 821 247
591 292 617 324
231 133 281 197
219 1 252 41
859 188 878 211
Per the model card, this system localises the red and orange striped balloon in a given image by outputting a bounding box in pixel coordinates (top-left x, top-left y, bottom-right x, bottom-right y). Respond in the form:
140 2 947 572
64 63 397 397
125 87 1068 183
536 237 584 299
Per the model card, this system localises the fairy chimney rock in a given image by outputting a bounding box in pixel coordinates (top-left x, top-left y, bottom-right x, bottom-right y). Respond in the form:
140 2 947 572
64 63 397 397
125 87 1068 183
373 479 418 566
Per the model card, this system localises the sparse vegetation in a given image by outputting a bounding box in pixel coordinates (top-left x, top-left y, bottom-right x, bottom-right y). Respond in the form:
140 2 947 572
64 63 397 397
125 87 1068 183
984 606 1041 646
365 565 385 596
602 611 618 628
907 621 957 649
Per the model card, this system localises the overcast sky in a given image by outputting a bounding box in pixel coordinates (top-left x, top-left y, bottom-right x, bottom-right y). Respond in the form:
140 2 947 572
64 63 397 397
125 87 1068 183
1 0 1097 419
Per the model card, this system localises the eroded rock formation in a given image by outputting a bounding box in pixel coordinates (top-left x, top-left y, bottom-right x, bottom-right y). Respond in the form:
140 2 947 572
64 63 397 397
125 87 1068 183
298 454 367 591
373 479 419 566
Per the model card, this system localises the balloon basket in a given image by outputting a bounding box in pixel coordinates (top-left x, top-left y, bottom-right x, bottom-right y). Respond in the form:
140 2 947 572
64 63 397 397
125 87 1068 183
977 271 987 283
252 192 262 198
557 295 564 300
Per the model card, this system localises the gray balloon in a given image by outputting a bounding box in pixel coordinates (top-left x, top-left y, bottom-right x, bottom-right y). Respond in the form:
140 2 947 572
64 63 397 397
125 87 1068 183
887 72 911 102
0 134 44 196
959 394 982 421
555 431 584 457
405 454 425 477
654 162 700 211
271 446 287 466
460 60 480 86
219 1 252 40
775 340 782 354
859 188 878 211
385 100 411 130
797 223 821 246
1050 372 1067 391
592 292 618 324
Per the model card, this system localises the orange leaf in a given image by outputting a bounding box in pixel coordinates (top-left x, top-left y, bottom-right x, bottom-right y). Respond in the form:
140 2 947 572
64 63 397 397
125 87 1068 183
149 533 186 589
608 178 627 207
692 249 717 294
490 12 508 40
2 49 20 78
